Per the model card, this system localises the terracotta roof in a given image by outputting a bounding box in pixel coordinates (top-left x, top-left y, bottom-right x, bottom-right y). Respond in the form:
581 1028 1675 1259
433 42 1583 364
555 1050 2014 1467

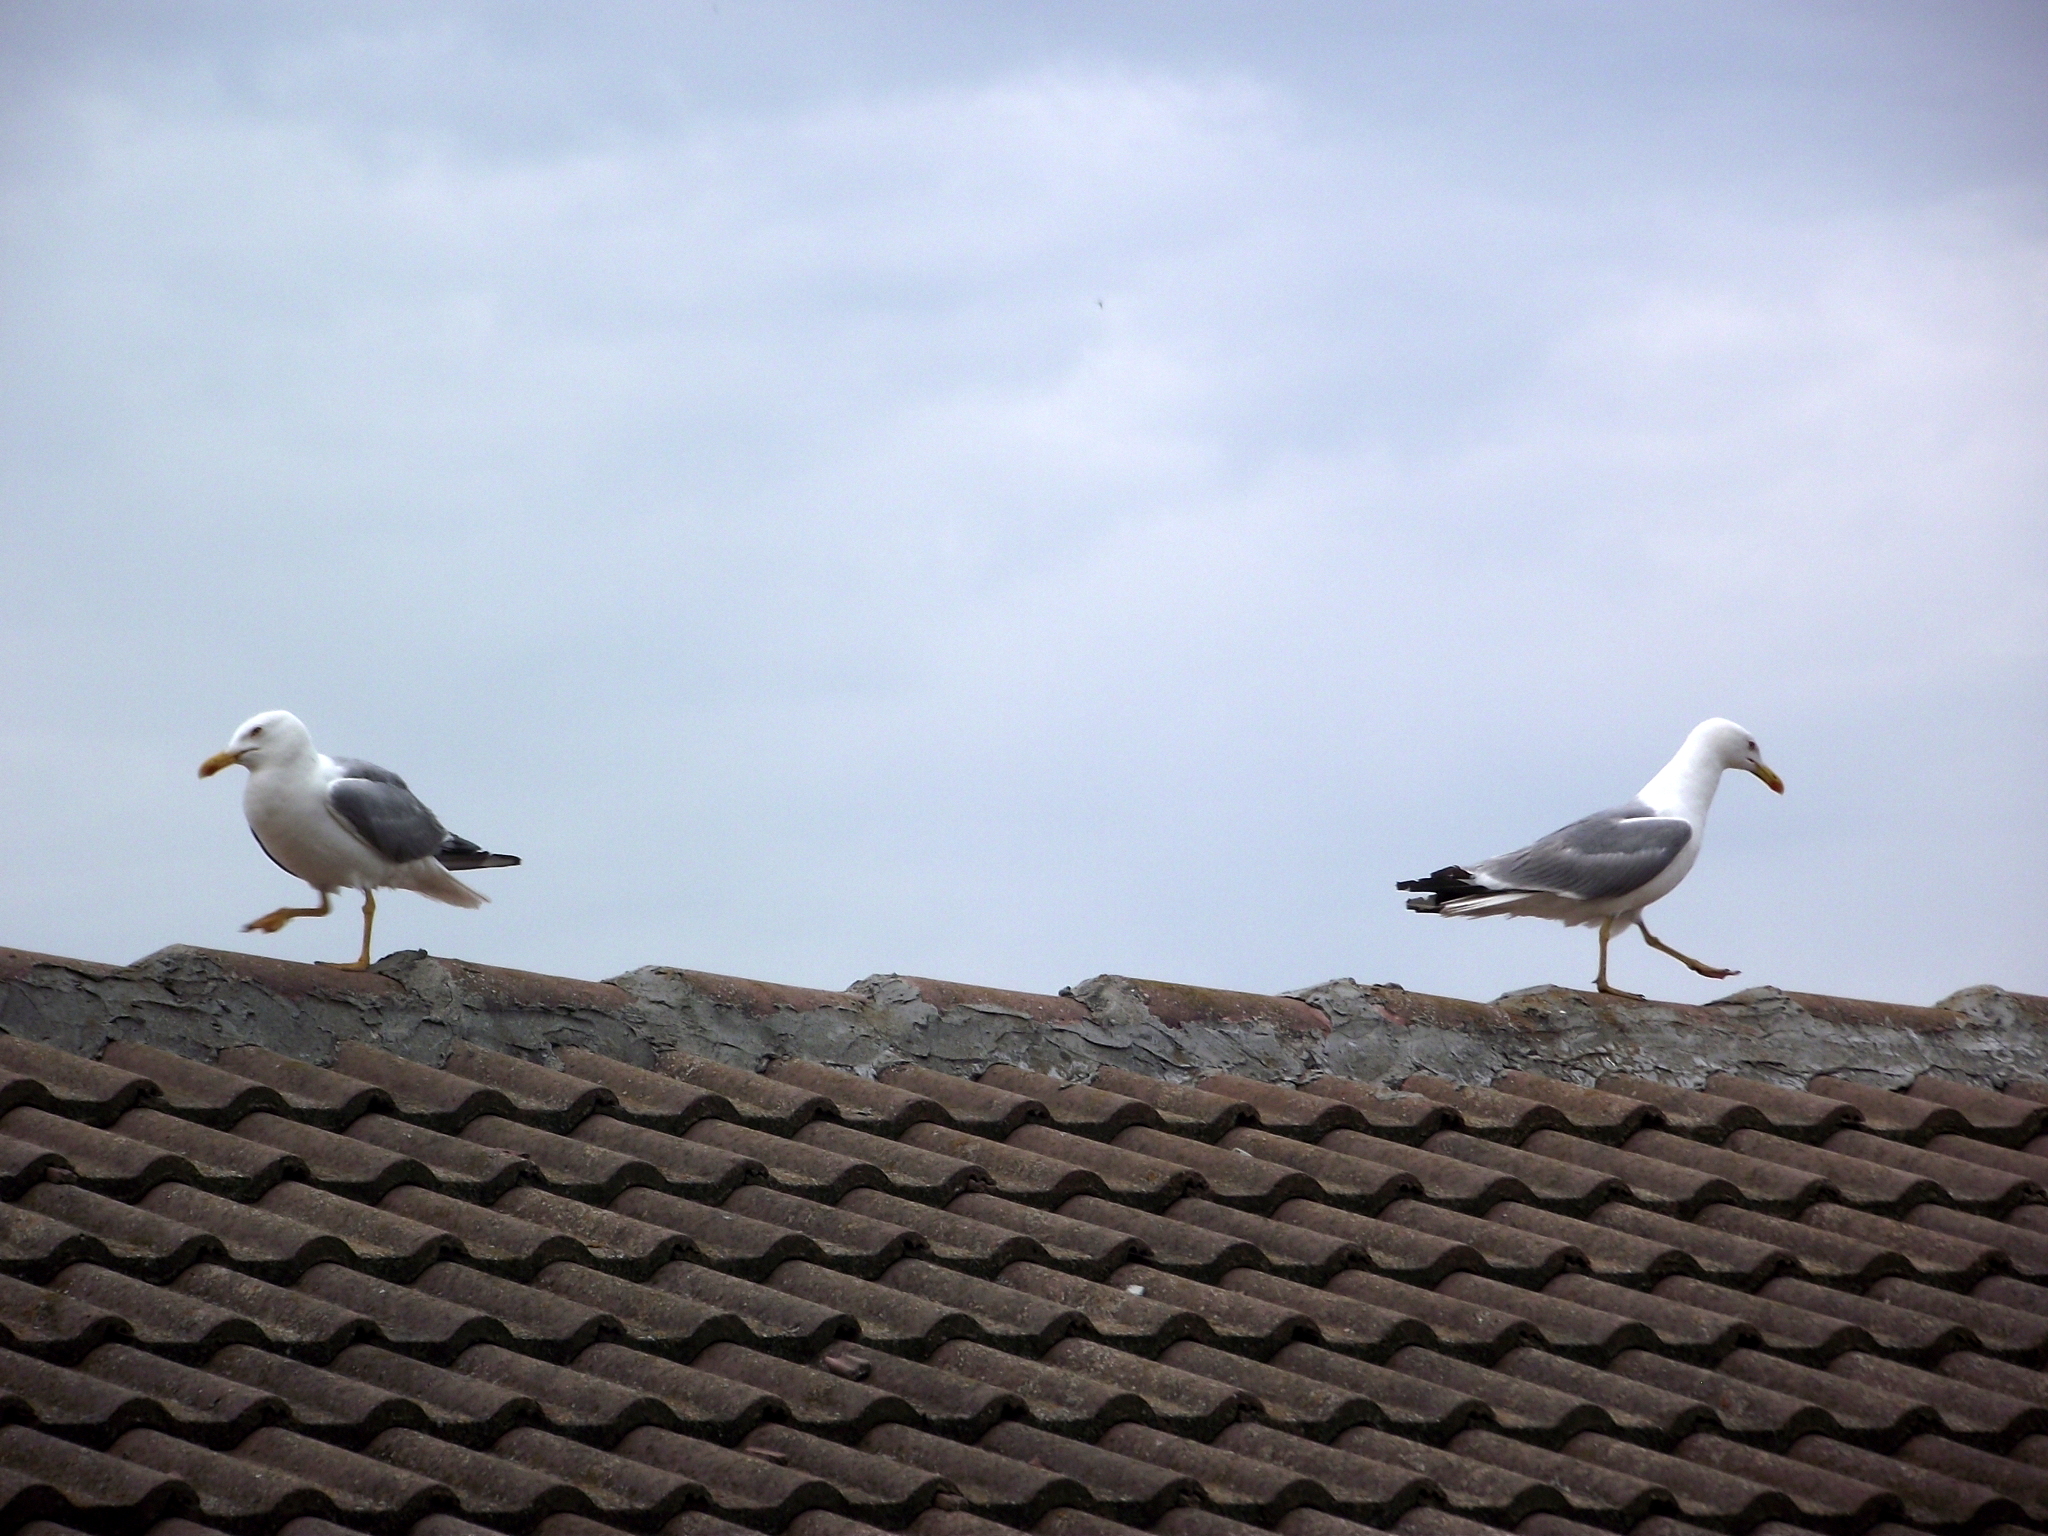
1 947 2047 1536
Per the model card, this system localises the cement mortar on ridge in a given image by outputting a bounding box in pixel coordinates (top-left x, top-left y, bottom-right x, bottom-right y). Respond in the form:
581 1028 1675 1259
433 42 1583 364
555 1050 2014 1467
3 944 2045 1092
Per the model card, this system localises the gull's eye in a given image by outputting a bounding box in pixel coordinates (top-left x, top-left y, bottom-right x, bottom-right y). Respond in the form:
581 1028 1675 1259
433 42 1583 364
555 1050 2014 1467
249 726 264 737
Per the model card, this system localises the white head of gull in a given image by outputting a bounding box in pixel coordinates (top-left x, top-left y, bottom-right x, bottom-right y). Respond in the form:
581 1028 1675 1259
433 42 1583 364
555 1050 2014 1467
1398 717 1783 998
200 710 519 970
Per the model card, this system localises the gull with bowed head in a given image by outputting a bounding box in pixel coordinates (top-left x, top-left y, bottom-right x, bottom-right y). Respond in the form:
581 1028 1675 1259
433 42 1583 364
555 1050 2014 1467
201 710 519 970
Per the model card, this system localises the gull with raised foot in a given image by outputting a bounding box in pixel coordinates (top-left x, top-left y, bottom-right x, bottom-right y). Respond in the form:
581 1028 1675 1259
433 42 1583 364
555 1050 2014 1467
201 710 519 970
1398 717 1783 998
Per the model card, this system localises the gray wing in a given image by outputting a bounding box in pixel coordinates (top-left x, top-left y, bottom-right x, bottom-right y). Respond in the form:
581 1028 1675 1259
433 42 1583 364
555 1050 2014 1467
1474 800 1691 902
327 760 449 864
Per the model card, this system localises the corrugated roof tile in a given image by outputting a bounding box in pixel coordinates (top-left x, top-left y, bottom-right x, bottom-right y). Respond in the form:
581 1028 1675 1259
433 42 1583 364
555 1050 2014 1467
1294 1081 1455 1144
15 1183 223 1280
642 1261 855 1357
554 1049 734 1133
656 1052 827 1137
745 1423 951 1526
1196 1077 1369 1140
376 1187 589 1279
1490 1074 1663 1143
1383 1348 1615 1446
462 1118 657 1204
293 1268 504 1363
1595 1078 1770 1141
112 1111 302 1200
1452 1428 1672 1523
1824 1130 2043 1214
944 1194 1143 1276
168 1263 375 1363
1622 1131 1829 1215
1432 1272 1652 1364
1379 1200 1582 1287
1716 1350 1942 1447
1908 1078 2048 1145
76 1346 284 1447
137 1184 354 1284
0 1424 196 1530
1497 1347 1721 1443
1055 1199 1262 1282
576 1342 784 1443
258 1182 454 1279
1695 1202 1912 1287
877 1066 1045 1140
205 1343 428 1445
369 1426 588 1526
1214 1420 1436 1522
1674 1432 1900 1527
1272 1201 1483 1285
1806 1078 1968 1140
113 1427 337 1533
1399 1079 1571 1143
1211 1128 1420 1213
51 1265 263 1362
1896 1435 2048 1521
768 1261 981 1357
0 1346 170 1444
100 1042 286 1127
1592 1203 1793 1289
329 1046 514 1134
998 1263 1212 1356
928 1338 1148 1436
1045 1337 1250 1439
721 1186 922 1277
0 1035 156 1127
1331 1425 1562 1522
766 1062 947 1139
1222 1270 1436 1359
1786 1433 2025 1529
574 1115 764 1203
1087 1072 1252 1142
0 1198 114 1282
980 1420 1197 1524
1271 1341 1491 1440
1318 1134 1528 1214
796 1123 992 1206
214 1047 393 1130
1754 1277 1974 1364
1703 1079 1864 1142
1094 1420 1319 1523
1490 1204 1700 1287
1163 1198 1359 1285
882 1258 1084 1352
441 1044 613 1134
862 1422 1083 1524
974 1066 1163 1142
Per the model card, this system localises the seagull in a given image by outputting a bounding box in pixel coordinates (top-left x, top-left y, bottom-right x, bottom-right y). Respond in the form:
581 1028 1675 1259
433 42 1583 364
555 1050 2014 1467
1397 718 1783 998
200 710 519 970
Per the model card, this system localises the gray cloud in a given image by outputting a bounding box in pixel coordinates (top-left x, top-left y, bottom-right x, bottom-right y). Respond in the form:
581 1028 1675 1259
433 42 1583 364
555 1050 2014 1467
2 2 2043 1008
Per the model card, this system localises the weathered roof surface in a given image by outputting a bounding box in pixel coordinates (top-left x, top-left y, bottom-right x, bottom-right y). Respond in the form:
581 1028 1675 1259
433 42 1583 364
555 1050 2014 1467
0 947 2047 1536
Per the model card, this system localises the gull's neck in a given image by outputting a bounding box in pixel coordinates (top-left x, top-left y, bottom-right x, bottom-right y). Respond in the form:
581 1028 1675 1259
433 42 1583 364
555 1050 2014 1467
1635 729 1728 823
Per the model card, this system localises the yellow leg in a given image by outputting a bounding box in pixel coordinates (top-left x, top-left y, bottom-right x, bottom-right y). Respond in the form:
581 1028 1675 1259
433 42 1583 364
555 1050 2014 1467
1638 918 1738 980
243 891 331 934
318 890 377 971
1595 916 1645 999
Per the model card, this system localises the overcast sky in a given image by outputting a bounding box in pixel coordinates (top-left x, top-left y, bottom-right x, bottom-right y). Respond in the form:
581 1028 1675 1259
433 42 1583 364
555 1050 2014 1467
2 2 2042 1010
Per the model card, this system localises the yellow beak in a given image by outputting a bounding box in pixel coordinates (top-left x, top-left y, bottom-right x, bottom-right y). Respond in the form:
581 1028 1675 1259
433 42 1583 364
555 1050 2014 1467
199 750 243 778
1751 762 1784 794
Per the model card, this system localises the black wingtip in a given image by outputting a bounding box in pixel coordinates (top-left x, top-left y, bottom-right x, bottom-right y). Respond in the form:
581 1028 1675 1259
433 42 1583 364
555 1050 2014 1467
1396 865 1486 908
